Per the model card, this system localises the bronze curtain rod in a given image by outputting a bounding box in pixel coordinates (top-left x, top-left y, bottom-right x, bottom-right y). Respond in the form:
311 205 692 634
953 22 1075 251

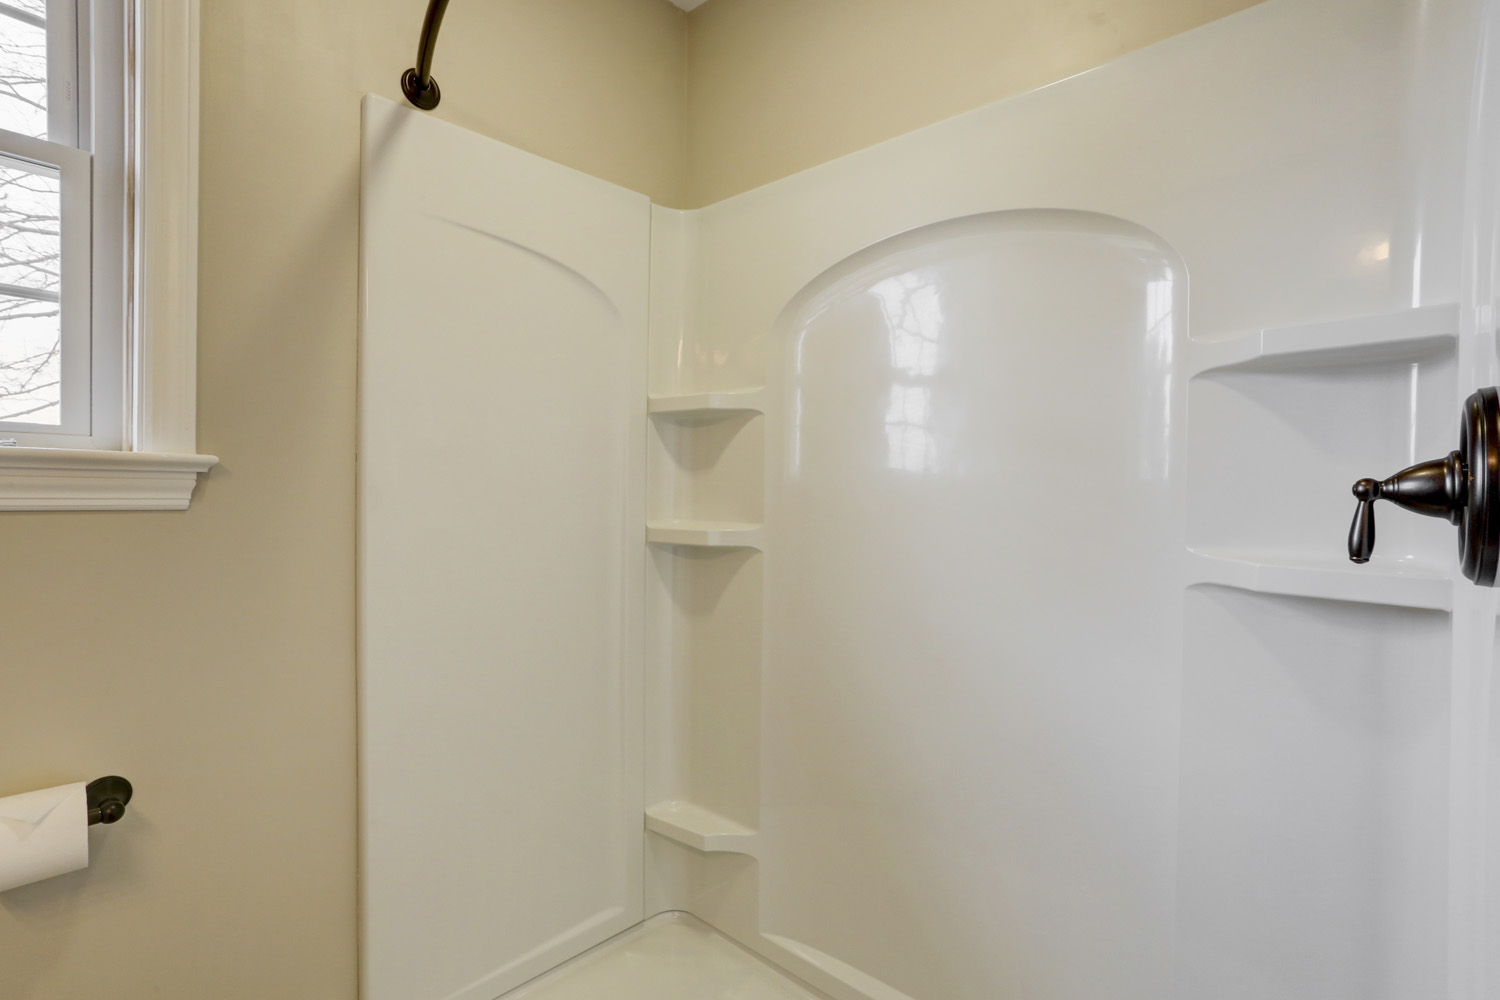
401 0 451 110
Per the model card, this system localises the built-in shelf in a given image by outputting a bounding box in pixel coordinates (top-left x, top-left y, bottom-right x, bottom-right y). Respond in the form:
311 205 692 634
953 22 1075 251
646 521 764 549
1186 549 1452 611
648 390 766 416
1189 303 1458 376
645 800 759 856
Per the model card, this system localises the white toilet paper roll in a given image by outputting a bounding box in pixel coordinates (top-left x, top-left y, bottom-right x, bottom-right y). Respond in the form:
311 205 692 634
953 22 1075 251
0 782 89 893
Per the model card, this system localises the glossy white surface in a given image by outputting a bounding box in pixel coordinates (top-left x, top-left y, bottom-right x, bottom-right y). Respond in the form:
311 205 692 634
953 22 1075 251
646 522 763 548
655 0 1498 998
359 96 647 1000
647 390 766 415
1177 590 1449 1000
644 800 758 855
759 210 1185 999
360 1 1500 999
506 913 826 1000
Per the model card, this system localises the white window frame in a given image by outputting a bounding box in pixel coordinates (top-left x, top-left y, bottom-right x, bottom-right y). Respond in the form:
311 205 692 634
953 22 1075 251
0 0 213 510
0 0 116 448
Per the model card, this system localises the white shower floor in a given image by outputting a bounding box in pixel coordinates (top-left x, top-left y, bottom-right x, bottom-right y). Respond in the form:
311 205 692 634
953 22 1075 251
503 913 827 1000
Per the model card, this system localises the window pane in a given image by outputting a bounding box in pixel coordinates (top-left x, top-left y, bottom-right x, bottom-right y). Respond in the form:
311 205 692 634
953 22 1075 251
0 3 47 140
0 159 59 291
0 155 60 426
0 292 60 424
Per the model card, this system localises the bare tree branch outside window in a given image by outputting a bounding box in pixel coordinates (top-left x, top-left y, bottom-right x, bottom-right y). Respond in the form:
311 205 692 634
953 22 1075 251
0 5 61 427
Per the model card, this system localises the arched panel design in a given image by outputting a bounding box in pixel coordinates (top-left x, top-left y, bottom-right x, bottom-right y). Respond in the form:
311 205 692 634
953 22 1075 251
359 97 648 1000
758 211 1187 1000
358 3 1500 998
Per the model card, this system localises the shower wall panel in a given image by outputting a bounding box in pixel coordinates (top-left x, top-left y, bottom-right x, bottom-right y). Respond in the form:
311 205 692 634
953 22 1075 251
758 212 1186 999
658 1 1493 999
1177 588 1449 1000
359 97 648 1000
359 1 1500 999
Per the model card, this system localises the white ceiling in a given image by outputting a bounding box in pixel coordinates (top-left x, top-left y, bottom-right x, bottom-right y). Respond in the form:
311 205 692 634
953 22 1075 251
667 0 712 10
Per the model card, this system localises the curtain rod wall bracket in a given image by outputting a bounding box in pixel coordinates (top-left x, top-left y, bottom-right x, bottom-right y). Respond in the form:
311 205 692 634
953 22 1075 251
402 0 451 111
402 68 442 111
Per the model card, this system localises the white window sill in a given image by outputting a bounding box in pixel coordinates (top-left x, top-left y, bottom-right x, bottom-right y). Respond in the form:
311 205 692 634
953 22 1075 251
0 447 217 510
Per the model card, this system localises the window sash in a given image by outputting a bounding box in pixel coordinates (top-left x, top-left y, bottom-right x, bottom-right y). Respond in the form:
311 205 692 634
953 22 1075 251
0 128 91 439
0 0 127 449
45 0 79 148
0 3 45 28
0 0 79 147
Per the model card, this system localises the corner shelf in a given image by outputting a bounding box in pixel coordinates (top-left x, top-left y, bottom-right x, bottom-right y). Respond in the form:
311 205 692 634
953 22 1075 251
648 389 766 417
646 521 764 549
645 384 767 861
1189 303 1458 376
1186 549 1452 611
645 800 759 856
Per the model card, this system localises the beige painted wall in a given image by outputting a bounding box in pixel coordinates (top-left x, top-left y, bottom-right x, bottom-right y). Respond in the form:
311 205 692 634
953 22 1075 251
684 0 1264 206
0 2 683 998
0 1 1263 998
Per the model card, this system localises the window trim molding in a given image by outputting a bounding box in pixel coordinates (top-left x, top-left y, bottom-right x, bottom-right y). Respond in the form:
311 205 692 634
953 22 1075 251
131 0 198 456
0 446 215 509
0 0 216 511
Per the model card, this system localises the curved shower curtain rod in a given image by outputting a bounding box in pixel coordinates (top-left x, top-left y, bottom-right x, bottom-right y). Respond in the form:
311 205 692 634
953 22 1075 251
401 0 451 111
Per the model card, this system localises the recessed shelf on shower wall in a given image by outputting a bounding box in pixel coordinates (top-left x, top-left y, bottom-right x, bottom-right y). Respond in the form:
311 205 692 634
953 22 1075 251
645 800 759 856
648 389 766 416
644 380 766 873
1188 303 1459 376
1186 550 1452 611
646 521 764 549
647 398 764 527
1185 323 1457 566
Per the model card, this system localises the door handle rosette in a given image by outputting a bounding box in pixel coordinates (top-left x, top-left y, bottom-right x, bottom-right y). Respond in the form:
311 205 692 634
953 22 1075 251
1348 386 1500 585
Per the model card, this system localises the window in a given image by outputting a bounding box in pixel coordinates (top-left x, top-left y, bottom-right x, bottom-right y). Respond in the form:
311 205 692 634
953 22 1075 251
0 0 122 447
0 1 212 510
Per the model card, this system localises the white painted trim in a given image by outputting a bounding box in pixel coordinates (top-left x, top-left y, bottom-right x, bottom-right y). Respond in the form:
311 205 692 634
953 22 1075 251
130 0 199 457
0 447 216 509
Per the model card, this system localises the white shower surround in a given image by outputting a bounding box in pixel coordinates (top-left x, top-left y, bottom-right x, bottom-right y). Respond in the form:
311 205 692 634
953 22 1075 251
359 0 1500 998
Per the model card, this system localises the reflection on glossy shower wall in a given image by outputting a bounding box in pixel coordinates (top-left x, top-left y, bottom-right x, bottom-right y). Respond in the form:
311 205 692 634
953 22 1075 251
760 213 1186 999
647 210 1194 999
